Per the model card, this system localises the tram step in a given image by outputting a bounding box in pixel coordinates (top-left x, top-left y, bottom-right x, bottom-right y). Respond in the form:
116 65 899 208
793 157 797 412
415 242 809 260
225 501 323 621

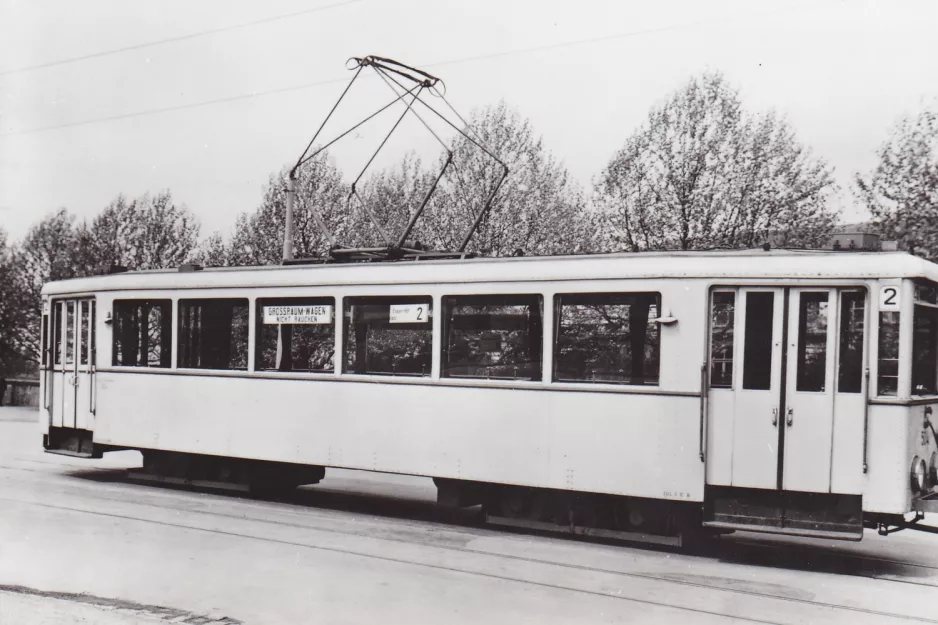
702 521 862 541
44 427 101 458
703 486 863 541
126 471 251 492
485 514 682 547
44 448 96 459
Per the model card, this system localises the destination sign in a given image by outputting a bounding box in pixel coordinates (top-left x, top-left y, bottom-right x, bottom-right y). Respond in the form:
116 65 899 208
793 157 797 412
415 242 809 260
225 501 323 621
389 303 429 323
262 305 333 325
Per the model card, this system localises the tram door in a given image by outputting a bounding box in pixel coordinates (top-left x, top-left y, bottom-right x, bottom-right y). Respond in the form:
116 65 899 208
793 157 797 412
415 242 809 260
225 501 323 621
782 288 838 492
707 287 863 494
50 298 96 431
708 288 785 489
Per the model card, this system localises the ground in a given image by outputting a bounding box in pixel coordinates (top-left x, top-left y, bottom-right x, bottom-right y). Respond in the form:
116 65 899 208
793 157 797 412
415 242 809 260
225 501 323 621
1 405 937 624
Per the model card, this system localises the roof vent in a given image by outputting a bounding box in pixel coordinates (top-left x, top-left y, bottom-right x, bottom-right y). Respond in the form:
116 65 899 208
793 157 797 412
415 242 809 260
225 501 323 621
178 263 203 273
107 264 129 275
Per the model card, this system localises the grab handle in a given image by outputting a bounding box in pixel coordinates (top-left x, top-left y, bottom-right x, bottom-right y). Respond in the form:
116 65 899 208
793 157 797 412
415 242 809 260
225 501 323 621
699 363 707 462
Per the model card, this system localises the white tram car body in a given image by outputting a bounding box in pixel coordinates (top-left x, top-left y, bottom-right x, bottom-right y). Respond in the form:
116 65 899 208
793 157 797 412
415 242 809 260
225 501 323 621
39 249 938 541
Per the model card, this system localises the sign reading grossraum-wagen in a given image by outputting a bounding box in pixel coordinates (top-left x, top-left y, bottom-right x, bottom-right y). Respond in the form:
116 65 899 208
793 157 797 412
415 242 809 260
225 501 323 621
262 305 333 325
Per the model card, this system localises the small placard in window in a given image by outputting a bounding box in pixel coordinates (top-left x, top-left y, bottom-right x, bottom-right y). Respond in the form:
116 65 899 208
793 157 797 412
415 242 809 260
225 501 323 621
879 286 900 311
263 305 333 325
480 332 502 353
389 303 429 323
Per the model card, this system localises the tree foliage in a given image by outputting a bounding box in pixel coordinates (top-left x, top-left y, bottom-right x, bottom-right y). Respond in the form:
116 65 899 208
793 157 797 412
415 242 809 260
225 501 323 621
426 101 597 256
8 209 80 367
856 104 938 259
6 194 200 369
224 103 598 264
226 153 349 265
0 228 31 374
72 191 200 274
596 72 838 251
352 152 437 248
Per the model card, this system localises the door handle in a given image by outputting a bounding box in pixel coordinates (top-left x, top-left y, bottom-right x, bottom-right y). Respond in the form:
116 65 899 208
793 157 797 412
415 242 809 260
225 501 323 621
772 407 778 427
786 407 794 427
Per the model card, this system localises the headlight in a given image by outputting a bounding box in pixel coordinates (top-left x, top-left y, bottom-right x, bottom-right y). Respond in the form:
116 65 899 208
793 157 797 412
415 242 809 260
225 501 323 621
911 456 927 494
929 452 938 489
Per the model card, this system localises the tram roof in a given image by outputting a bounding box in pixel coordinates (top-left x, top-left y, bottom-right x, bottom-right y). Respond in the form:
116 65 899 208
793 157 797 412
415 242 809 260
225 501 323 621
42 248 938 295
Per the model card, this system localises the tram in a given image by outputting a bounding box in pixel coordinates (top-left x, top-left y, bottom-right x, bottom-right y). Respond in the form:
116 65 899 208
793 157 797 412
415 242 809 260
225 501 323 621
38 248 938 544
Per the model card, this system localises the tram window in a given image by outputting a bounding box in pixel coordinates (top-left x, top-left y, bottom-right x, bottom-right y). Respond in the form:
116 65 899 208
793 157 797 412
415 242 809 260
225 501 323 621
178 299 249 370
256 297 335 372
442 294 542 381
877 311 900 396
113 300 172 367
743 292 774 390
796 292 829 392
837 291 866 393
709 292 735 388
344 296 432 377
80 301 90 365
915 282 938 305
90 302 96 366
912 305 938 395
41 313 49 368
65 301 75 365
54 302 63 366
554 292 659 385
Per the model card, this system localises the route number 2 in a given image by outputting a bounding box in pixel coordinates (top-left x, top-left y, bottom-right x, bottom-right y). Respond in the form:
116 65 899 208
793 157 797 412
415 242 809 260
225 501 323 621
389 303 429 323
880 286 900 311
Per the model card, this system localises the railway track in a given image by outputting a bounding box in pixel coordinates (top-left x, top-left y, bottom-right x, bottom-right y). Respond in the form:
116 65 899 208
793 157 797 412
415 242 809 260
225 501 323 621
3 460 937 624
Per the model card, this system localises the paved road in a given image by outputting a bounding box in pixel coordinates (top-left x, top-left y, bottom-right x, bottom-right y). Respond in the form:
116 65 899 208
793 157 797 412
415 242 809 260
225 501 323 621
1 405 937 624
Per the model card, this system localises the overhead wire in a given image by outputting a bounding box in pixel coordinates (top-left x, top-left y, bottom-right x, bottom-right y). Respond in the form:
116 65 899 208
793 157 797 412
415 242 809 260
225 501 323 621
0 76 352 137
0 2 814 138
0 0 362 77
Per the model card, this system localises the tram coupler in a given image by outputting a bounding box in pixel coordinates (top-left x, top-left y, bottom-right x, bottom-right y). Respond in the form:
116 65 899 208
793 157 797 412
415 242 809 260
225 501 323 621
874 512 938 536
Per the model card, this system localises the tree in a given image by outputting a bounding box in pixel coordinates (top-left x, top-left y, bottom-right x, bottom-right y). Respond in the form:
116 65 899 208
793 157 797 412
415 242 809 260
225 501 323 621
596 72 838 251
10 209 79 368
352 152 439 248
424 101 597 256
190 231 230 267
856 104 938 259
227 153 349 265
72 191 200 274
228 103 595 264
0 228 31 374
7 193 199 370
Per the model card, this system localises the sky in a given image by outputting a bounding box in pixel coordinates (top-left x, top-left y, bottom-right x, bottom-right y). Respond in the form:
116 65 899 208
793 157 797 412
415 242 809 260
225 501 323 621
1 0 937 243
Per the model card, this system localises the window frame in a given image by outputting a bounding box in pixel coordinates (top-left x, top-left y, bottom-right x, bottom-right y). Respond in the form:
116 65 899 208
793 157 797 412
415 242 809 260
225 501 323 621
912 299 938 397
552 291 661 387
741 291 776 391
255 296 336 374
876 309 901 397
708 290 737 390
836 290 866 394
342 294 434 378
177 297 250 371
441 293 544 382
794 290 831 393
112 298 173 368
54 301 63 366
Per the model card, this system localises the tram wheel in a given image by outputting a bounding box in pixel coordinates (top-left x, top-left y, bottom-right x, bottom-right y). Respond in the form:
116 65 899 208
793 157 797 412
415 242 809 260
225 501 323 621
611 498 673 535
495 487 547 522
